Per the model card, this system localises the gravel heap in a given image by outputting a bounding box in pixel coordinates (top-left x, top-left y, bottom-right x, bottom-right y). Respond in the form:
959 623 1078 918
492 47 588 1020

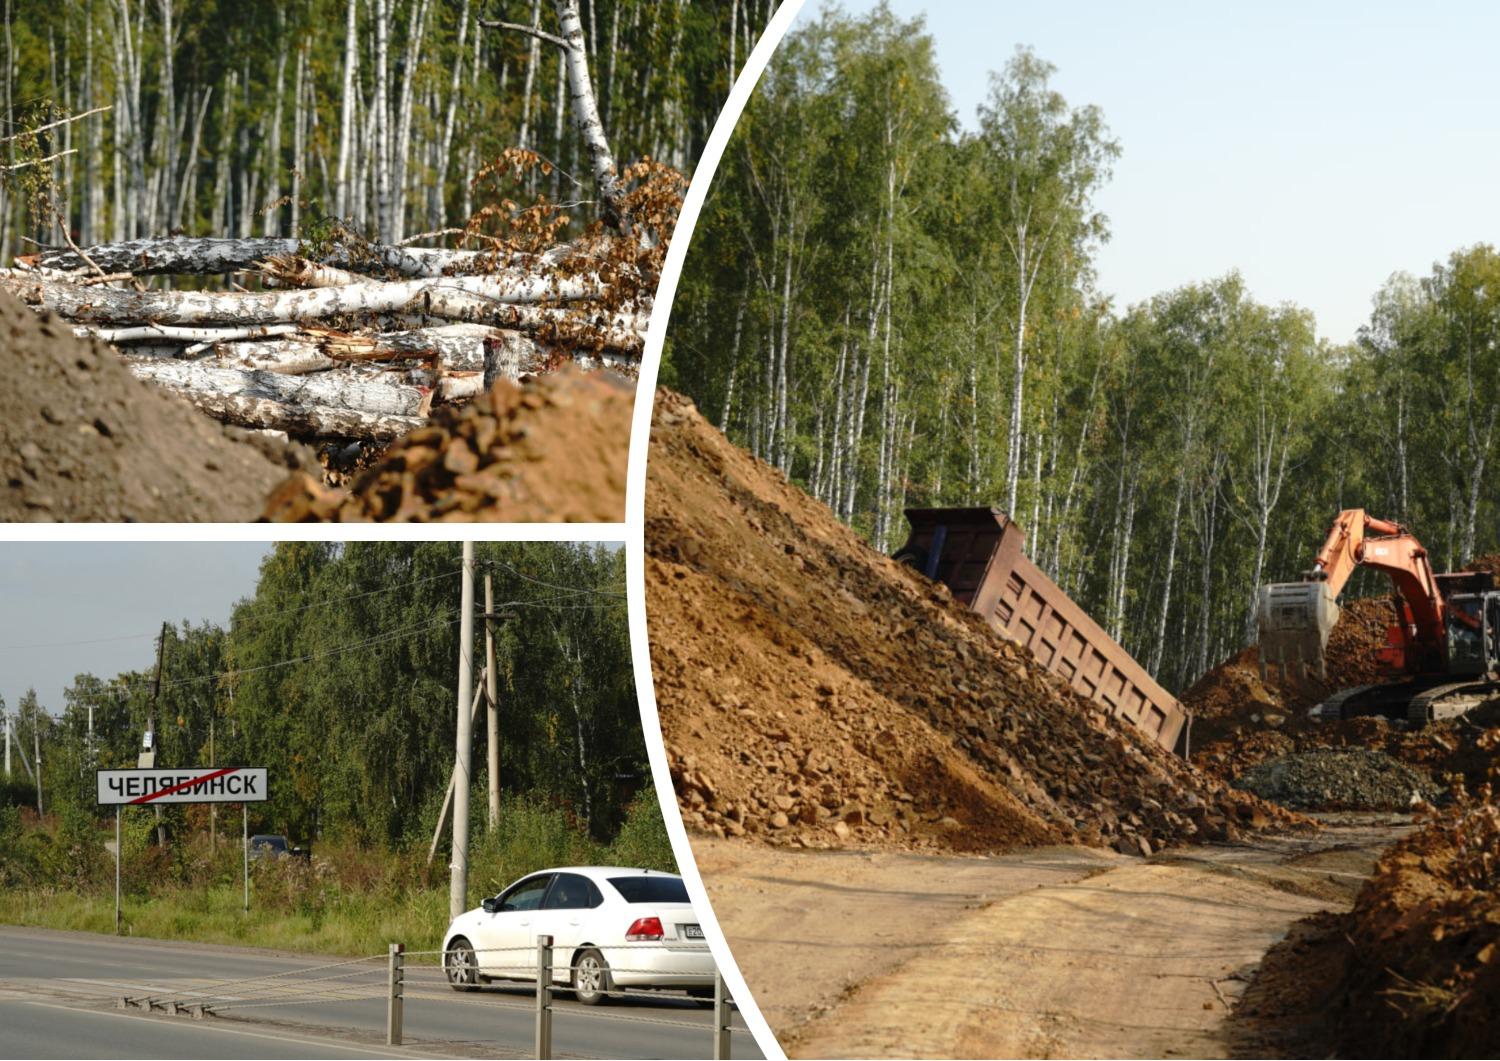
1234 748 1440 811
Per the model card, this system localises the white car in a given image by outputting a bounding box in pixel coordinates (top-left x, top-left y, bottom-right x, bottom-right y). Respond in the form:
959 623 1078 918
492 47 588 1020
442 866 714 1005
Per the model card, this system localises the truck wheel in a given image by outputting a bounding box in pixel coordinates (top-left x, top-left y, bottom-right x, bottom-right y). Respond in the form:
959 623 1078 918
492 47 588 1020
894 546 927 571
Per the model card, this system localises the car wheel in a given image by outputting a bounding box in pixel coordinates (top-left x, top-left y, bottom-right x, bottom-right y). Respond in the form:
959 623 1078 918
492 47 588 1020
572 948 612 1006
446 937 479 992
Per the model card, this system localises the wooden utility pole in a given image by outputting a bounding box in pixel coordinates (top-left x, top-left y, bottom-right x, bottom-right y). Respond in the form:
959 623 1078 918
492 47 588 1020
485 573 500 832
449 542 475 921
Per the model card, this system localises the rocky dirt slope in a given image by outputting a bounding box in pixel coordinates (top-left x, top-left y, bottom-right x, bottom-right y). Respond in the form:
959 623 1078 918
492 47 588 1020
645 390 1297 857
263 368 631 522
0 288 302 521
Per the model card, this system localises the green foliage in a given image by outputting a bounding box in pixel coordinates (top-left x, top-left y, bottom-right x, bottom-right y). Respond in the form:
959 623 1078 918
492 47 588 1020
606 792 678 872
667 7 1500 694
0 0 776 248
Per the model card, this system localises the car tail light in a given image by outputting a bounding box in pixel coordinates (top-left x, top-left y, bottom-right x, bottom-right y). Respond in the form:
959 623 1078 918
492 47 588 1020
625 916 664 941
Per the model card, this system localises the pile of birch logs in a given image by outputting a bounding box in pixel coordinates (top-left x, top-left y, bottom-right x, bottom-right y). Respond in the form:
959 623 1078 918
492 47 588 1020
0 235 645 444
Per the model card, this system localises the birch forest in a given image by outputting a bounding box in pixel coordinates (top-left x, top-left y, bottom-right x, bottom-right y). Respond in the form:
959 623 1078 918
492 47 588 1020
662 4 1500 694
3 542 639 848
0 0 773 461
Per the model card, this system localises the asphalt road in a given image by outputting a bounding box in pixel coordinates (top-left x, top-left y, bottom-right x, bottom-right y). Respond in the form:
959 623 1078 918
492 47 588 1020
0 926 764 1059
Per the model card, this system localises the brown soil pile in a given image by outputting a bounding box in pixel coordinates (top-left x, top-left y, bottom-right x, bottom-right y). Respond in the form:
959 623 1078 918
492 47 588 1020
264 368 630 522
1186 591 1500 792
1335 812 1500 1056
0 289 303 521
1257 768 1500 1058
1182 596 1394 747
645 390 1299 858
1465 554 1500 577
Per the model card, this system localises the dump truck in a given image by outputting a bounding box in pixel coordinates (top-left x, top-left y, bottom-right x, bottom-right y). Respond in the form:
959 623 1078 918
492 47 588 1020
1257 508 1500 725
894 507 1190 753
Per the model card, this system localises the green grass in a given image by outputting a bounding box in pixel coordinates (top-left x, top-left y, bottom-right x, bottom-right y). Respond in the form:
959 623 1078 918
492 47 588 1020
0 883 451 961
0 794 676 962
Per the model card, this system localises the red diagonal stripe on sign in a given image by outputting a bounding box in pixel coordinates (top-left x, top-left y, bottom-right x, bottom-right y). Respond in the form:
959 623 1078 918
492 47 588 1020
129 766 241 804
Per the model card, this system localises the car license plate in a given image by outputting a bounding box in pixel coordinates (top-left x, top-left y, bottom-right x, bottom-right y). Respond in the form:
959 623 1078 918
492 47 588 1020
683 924 705 939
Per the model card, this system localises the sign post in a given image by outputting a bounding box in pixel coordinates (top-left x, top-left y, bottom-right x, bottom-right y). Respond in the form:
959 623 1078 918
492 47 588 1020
114 806 121 934
96 767 269 928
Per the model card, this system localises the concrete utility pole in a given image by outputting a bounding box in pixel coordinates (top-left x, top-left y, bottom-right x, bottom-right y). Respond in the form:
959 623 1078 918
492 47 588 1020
147 621 168 846
3 712 9 777
450 542 476 921
485 573 500 832
33 714 42 815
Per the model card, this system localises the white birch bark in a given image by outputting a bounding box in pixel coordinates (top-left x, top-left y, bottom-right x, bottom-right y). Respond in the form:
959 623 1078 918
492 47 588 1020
128 359 426 417
335 0 360 220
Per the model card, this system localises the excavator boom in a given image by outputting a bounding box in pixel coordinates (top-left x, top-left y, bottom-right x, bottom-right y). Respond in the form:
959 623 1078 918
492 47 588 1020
1257 509 1446 681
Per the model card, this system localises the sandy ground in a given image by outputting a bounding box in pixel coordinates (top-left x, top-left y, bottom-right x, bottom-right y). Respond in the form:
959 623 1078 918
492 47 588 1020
696 816 1409 1059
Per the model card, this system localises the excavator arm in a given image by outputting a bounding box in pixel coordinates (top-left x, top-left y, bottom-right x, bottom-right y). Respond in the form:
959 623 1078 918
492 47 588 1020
1257 509 1447 679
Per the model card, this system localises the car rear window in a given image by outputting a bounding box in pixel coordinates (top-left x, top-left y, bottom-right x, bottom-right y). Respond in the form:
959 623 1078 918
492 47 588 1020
607 875 689 904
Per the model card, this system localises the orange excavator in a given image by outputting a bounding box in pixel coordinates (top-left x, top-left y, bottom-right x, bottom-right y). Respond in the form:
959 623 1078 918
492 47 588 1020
1257 509 1500 725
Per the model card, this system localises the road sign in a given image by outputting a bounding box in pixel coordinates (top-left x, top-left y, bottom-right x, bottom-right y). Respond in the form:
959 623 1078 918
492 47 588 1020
96 767 268 806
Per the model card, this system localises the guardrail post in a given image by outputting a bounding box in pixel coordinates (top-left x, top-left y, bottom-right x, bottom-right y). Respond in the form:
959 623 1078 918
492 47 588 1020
387 942 404 1046
713 970 732 1060
534 935 554 1060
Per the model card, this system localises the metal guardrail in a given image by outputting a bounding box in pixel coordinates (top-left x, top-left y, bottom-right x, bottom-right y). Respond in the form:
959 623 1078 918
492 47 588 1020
117 938 742 1060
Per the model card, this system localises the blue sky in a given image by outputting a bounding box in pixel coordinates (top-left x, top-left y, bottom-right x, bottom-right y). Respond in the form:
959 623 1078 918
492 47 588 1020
795 1 1500 342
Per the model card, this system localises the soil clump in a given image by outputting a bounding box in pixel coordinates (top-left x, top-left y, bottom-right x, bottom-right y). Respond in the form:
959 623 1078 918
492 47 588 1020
0 288 304 522
263 368 630 522
645 390 1298 857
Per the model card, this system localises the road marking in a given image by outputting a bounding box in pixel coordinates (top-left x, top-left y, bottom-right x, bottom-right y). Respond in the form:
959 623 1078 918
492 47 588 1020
3 996 463 1059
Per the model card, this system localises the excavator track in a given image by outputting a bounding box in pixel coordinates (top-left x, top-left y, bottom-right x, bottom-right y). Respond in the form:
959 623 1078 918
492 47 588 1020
1406 682 1498 726
1311 679 1500 727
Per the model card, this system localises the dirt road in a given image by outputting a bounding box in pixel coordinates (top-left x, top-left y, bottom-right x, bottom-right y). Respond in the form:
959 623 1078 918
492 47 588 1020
696 816 1409 1058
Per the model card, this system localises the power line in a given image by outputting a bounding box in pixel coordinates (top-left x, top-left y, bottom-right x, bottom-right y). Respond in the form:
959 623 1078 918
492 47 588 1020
0 565 463 653
484 557 626 599
112 613 465 695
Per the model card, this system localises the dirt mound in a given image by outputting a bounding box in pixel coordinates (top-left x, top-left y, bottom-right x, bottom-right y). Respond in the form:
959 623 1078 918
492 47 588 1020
1234 748 1440 811
1464 554 1500 577
1182 596 1394 746
0 288 303 521
1260 768 1494 1056
645 390 1300 857
263 368 630 522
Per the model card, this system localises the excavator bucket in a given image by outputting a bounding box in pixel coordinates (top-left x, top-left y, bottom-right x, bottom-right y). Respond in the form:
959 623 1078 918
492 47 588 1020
1256 582 1341 680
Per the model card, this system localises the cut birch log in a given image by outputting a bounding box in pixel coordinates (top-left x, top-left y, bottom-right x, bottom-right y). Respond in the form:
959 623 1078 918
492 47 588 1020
172 391 425 441
81 322 303 345
8 276 645 352
127 359 427 417
7 271 624 325
21 235 522 278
